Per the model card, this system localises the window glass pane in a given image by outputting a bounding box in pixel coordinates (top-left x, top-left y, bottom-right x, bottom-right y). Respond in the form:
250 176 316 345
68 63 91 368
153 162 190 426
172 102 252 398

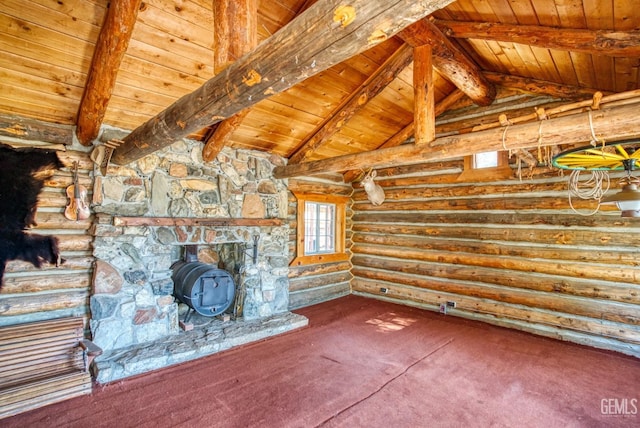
304 201 336 255
474 151 499 169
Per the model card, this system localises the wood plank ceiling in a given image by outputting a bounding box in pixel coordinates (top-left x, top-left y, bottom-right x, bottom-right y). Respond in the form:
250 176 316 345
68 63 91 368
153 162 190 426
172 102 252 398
1 0 639 168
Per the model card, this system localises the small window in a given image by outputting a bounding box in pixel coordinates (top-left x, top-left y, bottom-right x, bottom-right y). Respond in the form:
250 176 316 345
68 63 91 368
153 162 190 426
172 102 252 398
458 150 512 182
473 151 499 169
291 192 349 266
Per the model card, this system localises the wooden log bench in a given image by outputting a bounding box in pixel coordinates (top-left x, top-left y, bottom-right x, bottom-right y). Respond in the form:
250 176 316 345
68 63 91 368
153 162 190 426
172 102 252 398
0 317 102 419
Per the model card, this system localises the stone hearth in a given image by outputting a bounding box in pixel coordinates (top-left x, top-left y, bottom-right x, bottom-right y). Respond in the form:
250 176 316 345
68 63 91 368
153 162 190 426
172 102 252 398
89 139 306 384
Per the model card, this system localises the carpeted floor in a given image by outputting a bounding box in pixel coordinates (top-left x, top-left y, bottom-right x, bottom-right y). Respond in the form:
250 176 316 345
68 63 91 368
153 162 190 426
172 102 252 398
3 295 639 427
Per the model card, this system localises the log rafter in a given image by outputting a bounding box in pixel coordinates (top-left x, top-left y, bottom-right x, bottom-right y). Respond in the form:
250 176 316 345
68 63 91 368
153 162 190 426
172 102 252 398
288 43 414 164
435 20 640 57
400 18 495 106
76 0 142 146
111 0 457 165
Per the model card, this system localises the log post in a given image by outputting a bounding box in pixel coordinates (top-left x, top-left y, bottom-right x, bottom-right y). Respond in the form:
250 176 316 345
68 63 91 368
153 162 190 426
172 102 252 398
201 0 258 162
413 45 435 145
111 0 457 165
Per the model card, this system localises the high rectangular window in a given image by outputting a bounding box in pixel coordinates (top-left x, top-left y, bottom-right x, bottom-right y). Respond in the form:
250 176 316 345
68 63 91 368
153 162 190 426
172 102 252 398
473 151 499 169
304 201 336 254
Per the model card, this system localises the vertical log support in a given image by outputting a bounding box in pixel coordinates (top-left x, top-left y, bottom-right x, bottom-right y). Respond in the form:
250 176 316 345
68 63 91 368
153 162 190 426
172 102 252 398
202 0 258 162
413 45 435 145
76 0 142 146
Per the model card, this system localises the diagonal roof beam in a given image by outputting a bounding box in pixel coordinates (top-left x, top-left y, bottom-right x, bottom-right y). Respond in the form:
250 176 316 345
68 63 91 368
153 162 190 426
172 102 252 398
111 0 457 165
435 20 640 57
399 18 495 106
288 43 414 164
342 88 464 182
76 0 142 146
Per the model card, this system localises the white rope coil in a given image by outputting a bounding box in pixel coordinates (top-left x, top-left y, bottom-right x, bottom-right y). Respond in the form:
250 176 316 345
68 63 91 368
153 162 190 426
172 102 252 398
567 169 610 216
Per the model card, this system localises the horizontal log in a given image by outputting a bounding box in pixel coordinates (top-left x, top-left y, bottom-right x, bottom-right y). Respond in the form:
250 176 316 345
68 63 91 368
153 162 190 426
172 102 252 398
38 191 67 208
112 217 283 227
353 180 571 201
288 180 352 196
352 279 640 345
352 253 640 304
351 267 639 325
484 72 607 99
55 235 93 252
434 20 640 57
351 242 640 285
1 274 91 294
0 292 89 317
288 282 350 309
0 113 73 145
33 212 93 230
288 261 352 278
289 271 353 292
351 232 640 267
350 211 640 229
352 222 640 247
351 196 614 213
273 101 640 177
5 257 94 273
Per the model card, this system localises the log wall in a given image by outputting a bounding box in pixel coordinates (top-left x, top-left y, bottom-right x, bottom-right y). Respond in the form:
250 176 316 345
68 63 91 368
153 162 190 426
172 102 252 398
0 143 93 327
287 175 353 309
351 159 640 357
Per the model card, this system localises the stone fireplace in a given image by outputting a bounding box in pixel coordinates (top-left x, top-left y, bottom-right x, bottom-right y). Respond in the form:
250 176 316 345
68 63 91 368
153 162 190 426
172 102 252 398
89 138 307 383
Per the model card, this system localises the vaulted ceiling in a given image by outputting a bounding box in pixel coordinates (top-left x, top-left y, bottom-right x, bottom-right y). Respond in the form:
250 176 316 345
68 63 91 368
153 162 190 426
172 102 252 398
1 0 639 173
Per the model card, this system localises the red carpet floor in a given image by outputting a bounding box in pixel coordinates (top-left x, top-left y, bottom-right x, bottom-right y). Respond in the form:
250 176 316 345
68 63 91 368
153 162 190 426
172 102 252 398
3 295 639 427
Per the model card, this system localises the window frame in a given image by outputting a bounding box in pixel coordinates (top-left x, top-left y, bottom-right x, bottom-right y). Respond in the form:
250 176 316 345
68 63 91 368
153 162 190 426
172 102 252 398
291 192 349 266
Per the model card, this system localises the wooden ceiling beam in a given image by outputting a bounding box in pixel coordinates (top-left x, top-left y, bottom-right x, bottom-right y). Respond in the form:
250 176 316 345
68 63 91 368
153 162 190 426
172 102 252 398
201 0 258 162
111 0 457 165
273 101 640 178
484 72 611 99
288 43 414 164
400 18 495 106
435 20 640 57
76 0 141 146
